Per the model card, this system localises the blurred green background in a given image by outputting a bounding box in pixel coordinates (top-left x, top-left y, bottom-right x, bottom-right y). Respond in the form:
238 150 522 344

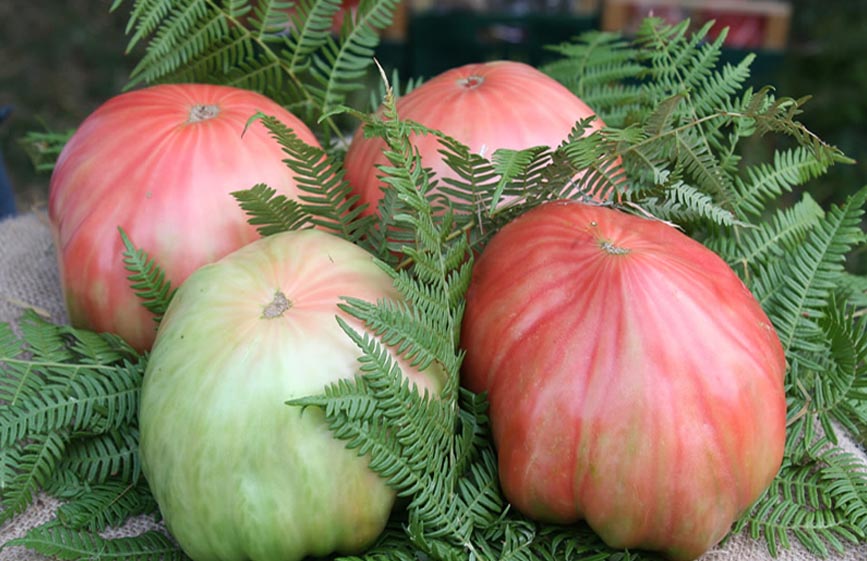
1 0 865 214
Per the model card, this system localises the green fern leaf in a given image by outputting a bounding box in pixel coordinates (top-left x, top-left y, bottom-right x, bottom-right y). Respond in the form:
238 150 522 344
286 75 481 558
640 180 742 227
127 0 231 87
736 458 864 558
17 310 77 365
55 480 158 531
285 0 343 73
237 113 376 242
308 0 401 113
541 31 644 127
488 146 552 211
732 147 833 218
231 183 311 236
59 427 142 485
0 431 69 525
434 132 499 219
818 447 867 534
806 295 867 440
120 227 177 323
0 320 41 406
0 358 143 448
712 193 825 277
338 297 450 371
18 128 74 174
756 186 867 356
2 523 188 560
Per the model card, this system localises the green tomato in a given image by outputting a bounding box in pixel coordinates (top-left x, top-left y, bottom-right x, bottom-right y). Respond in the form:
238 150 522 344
139 229 444 561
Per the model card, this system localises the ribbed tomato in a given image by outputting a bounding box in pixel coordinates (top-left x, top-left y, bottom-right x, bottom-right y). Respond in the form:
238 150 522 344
48 84 320 351
140 228 445 561
343 60 610 215
460 201 787 560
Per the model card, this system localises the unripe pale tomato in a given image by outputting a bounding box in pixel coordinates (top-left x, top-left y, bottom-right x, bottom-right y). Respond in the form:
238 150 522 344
140 228 445 561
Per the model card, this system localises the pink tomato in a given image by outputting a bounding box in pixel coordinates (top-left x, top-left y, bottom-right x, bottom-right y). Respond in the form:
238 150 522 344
460 200 787 560
49 83 320 351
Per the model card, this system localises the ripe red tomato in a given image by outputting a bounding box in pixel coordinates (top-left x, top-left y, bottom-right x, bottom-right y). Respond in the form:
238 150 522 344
343 60 611 216
460 201 787 561
49 83 320 351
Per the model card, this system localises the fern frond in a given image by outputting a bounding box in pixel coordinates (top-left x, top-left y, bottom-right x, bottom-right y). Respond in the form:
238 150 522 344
0 431 69 525
637 18 720 108
127 0 233 87
120 228 176 322
238 113 377 242
0 321 41 406
231 183 311 236
286 73 485 557
818 447 867 534
308 0 401 114
713 193 824 279
244 0 293 38
0 358 143 448
736 445 867 559
837 273 867 311
54 480 157 532
735 465 858 558
288 354 444 500
732 147 833 218
17 311 78 365
755 186 867 356
18 128 74 174
0 311 150 527
285 0 343 73
454 447 505 530
488 146 551 211
806 295 867 440
434 132 498 216
640 180 742 227
59 427 142 486
366 67 425 113
114 0 397 140
542 31 644 127
2 523 187 561
339 297 450 371
744 91 853 169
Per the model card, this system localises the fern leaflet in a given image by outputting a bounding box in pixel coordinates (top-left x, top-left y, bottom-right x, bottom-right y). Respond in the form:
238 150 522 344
120 227 177 323
2 523 189 561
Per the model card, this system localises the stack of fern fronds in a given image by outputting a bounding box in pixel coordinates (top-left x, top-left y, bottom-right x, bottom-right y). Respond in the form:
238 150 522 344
2 1 867 560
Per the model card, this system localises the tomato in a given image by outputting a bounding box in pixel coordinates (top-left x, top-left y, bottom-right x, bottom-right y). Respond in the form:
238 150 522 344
343 60 611 215
460 201 787 561
48 83 320 351
139 228 444 561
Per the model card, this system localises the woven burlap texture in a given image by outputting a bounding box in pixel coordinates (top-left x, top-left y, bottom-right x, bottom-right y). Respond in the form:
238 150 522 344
1 211 865 561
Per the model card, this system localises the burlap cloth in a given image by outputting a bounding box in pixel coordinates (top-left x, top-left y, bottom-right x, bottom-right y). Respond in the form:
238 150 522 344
1 211 865 561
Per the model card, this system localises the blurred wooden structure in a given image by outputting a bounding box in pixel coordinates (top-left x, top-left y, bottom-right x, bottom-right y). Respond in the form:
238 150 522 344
600 0 792 50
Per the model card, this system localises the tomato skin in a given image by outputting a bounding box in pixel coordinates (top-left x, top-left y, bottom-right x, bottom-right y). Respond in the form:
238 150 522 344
343 60 610 214
140 229 444 561
48 83 320 351
460 201 787 561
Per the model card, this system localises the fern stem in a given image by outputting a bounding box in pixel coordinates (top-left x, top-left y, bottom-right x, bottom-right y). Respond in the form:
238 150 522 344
395 220 478 272
201 0 345 141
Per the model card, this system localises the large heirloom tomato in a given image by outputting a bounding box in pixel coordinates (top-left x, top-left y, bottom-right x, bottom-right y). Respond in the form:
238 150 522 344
140 229 444 561
343 60 610 214
460 201 787 561
48 83 320 351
